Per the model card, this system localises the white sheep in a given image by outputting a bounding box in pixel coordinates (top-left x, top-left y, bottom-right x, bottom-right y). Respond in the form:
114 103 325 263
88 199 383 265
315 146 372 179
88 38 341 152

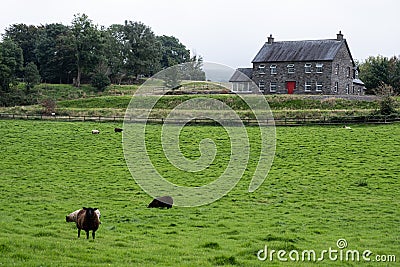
91 129 100 134
66 209 101 223
343 125 352 130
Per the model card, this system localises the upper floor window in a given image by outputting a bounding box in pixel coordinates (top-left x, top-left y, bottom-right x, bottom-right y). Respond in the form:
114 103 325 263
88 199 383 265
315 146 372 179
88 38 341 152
270 82 277 92
287 64 295 74
346 67 351 78
259 81 265 92
335 64 339 75
316 63 323 73
270 64 277 74
258 64 265 74
305 81 312 91
304 63 312 73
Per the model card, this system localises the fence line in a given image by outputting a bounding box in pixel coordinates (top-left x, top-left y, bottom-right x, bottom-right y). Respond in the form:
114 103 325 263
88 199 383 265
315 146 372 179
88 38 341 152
0 113 399 126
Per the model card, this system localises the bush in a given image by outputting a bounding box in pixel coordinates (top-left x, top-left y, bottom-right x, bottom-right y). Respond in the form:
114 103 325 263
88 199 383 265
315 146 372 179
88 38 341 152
41 98 56 115
374 83 397 115
379 95 397 115
91 73 111 92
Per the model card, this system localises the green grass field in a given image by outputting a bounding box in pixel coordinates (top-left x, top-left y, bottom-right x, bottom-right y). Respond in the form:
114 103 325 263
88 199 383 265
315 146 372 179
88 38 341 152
0 120 399 266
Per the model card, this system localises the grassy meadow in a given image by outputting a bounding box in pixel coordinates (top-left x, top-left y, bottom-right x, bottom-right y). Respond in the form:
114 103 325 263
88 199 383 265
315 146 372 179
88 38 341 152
0 119 399 266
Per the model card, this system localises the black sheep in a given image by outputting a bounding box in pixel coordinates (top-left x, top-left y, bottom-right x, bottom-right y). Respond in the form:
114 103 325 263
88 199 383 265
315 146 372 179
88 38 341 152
114 128 123 132
147 196 173 209
76 207 100 239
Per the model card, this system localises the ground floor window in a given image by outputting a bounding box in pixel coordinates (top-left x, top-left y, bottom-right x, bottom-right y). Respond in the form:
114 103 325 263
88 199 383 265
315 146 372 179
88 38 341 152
316 82 322 92
305 81 312 91
270 82 277 92
231 82 252 92
258 81 265 92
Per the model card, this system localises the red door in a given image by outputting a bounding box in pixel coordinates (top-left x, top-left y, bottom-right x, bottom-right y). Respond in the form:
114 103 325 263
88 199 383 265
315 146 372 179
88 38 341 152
286 81 296 94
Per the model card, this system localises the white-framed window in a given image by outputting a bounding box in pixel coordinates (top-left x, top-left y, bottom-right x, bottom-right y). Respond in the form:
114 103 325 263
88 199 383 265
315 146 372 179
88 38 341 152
270 64 277 74
258 64 265 74
316 63 323 73
335 64 339 75
270 82 277 92
305 81 312 91
287 64 295 74
316 82 322 92
304 63 312 73
232 82 252 92
334 82 338 93
345 84 349 94
232 83 238 92
258 81 265 92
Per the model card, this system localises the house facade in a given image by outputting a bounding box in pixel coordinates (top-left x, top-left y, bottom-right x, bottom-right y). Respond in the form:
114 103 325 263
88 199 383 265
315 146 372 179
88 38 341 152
230 32 365 95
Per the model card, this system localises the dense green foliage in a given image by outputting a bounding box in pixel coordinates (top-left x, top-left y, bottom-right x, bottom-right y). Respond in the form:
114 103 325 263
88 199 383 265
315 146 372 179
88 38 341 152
91 72 111 92
0 14 205 106
24 62 41 90
359 55 400 94
0 120 398 266
0 39 23 91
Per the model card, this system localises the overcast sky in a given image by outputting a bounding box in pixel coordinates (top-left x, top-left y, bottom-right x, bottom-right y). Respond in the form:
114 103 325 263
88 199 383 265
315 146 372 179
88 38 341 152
1 0 399 68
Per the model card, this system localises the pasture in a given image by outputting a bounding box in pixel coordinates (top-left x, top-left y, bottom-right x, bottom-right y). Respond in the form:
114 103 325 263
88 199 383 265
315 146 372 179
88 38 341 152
0 119 399 266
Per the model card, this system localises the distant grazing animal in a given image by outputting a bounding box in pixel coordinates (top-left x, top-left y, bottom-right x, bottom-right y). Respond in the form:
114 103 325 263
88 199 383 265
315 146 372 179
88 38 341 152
114 127 123 132
76 207 100 239
91 129 100 134
343 125 352 130
66 209 101 223
148 196 173 209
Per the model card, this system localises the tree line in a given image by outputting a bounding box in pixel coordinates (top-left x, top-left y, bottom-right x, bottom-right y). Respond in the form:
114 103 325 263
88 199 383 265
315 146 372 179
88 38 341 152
0 14 205 106
358 55 400 95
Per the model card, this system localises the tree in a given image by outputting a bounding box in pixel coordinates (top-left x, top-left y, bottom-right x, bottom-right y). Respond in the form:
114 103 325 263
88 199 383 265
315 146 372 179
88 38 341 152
35 23 75 83
359 55 400 94
24 62 41 90
3 24 40 72
104 24 127 84
163 66 181 90
70 14 103 87
180 55 206 81
0 39 23 91
157 35 190 69
374 83 397 115
0 39 24 106
91 60 111 92
123 21 161 78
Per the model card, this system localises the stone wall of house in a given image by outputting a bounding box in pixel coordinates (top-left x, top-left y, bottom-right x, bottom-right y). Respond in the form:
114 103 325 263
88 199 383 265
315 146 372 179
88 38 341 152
250 41 360 95
330 42 356 95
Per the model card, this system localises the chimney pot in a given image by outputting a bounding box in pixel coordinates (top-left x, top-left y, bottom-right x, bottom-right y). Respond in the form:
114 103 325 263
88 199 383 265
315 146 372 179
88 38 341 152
337 31 344 41
268 34 274 44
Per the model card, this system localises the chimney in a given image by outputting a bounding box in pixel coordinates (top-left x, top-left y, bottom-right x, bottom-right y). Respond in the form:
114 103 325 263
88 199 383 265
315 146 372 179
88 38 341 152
336 31 344 41
267 34 274 44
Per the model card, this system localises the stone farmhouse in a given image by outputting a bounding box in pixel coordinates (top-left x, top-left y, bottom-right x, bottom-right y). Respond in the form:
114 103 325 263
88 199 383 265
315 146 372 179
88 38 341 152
229 32 365 95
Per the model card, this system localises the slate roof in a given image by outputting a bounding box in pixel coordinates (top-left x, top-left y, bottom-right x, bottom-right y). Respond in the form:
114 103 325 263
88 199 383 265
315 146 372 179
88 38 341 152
252 39 346 63
353 78 365 85
228 68 253 82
